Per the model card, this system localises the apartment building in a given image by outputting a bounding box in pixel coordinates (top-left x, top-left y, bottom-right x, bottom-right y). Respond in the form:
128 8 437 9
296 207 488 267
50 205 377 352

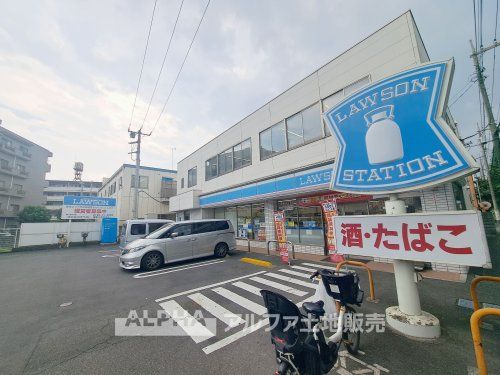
0 126 52 226
44 180 103 217
98 164 177 224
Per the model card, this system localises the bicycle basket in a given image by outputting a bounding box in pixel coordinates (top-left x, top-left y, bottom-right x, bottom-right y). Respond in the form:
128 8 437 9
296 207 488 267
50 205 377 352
319 269 364 305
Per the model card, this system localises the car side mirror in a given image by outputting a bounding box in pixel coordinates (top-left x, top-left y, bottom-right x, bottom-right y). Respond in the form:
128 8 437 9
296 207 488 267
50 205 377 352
170 232 178 239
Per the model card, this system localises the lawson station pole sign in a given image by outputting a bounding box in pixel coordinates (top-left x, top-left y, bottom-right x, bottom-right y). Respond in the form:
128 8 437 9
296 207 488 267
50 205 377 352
62 196 117 220
324 60 477 194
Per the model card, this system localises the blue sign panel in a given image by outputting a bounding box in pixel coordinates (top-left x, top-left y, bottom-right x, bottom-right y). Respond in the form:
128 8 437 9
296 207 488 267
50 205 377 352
62 196 116 220
101 217 118 244
199 167 332 207
324 60 477 194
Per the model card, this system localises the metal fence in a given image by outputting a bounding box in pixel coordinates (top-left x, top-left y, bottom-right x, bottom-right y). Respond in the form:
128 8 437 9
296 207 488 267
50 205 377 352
0 228 20 251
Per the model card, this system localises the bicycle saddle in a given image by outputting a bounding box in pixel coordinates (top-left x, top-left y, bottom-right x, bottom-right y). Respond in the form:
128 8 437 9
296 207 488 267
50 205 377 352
302 301 325 317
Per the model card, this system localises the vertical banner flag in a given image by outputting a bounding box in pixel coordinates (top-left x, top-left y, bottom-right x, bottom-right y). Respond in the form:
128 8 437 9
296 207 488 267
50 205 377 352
274 210 289 264
320 199 344 263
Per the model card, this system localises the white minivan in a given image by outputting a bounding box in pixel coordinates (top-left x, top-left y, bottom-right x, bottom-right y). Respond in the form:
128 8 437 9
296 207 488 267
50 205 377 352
119 219 174 247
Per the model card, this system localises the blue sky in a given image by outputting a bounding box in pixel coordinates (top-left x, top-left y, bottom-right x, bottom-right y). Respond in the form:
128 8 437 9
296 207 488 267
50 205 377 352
0 0 498 180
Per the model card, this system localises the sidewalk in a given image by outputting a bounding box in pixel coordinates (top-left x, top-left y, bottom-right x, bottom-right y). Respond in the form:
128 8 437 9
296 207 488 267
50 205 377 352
236 245 467 282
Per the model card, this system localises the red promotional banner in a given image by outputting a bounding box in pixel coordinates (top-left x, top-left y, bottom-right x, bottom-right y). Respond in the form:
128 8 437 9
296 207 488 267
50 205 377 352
320 199 344 263
273 210 289 264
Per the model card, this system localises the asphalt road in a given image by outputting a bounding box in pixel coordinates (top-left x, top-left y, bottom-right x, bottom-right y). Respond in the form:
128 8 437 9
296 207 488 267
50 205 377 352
0 245 498 375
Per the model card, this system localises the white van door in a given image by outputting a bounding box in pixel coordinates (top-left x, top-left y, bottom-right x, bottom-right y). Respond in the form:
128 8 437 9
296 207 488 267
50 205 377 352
128 222 147 243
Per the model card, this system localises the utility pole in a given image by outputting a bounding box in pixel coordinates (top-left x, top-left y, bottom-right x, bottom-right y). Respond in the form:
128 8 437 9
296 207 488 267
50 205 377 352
128 129 149 219
470 40 500 167
478 125 500 220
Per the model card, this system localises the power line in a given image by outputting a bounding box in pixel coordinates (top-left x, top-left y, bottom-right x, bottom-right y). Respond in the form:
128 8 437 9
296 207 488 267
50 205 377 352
139 0 185 130
128 0 158 132
147 0 211 136
449 81 475 107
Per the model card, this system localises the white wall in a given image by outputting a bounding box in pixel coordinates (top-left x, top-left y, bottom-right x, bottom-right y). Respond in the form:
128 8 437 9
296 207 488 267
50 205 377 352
174 11 428 204
18 221 101 247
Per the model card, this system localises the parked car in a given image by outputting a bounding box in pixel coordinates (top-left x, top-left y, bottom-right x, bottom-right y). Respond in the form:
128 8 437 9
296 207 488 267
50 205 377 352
119 219 236 271
119 219 174 247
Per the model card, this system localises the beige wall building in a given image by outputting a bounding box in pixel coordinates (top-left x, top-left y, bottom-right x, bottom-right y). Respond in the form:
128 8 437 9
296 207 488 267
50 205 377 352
99 164 177 224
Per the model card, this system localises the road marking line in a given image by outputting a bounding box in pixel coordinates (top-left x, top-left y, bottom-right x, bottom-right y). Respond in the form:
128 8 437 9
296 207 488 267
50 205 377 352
155 270 267 302
232 281 263 296
302 262 338 271
188 292 245 328
202 318 269 354
134 260 225 279
249 276 308 297
291 265 318 273
278 269 312 279
158 300 215 344
137 259 223 275
212 287 267 316
265 272 317 289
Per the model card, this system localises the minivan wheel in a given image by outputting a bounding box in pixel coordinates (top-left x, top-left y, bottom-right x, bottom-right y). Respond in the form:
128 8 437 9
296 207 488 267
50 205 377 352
141 252 163 271
214 243 229 258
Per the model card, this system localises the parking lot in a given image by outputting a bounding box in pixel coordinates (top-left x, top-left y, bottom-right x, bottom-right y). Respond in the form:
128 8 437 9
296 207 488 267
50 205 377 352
0 245 499 375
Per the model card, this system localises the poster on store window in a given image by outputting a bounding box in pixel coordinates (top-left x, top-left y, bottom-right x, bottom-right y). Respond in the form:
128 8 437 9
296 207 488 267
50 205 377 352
320 199 344 263
273 210 289 264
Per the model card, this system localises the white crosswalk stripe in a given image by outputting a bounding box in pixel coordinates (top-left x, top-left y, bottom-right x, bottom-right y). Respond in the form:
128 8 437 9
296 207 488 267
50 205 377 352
232 281 264 296
291 265 318 273
301 262 338 271
249 276 308 296
212 287 268 316
188 292 245 328
159 300 215 343
278 269 313 279
265 272 317 289
154 263 327 354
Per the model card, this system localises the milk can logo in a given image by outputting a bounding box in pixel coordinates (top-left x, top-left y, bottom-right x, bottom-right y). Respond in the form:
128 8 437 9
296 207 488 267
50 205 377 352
324 60 477 194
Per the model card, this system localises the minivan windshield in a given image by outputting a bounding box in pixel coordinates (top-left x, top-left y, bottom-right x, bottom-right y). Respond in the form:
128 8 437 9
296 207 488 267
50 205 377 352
145 222 176 239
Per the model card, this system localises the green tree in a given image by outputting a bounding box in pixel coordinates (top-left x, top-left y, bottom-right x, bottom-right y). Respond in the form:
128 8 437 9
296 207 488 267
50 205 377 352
18 206 51 223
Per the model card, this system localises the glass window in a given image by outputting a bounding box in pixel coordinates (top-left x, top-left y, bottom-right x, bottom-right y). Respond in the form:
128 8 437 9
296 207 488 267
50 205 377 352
302 103 323 142
251 203 266 241
225 207 237 234
213 220 229 231
218 148 233 175
181 178 184 188
271 121 286 154
241 139 251 167
259 128 273 160
233 143 242 170
188 167 197 187
284 207 300 244
298 206 324 245
130 223 146 235
214 208 225 219
173 223 192 237
193 222 213 234
205 156 218 181
322 90 343 111
286 112 303 149
148 222 165 233
131 175 148 189
237 205 253 239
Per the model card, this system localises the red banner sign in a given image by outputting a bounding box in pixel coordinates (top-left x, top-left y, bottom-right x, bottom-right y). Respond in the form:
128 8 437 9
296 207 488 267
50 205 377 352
319 199 344 263
273 210 289 264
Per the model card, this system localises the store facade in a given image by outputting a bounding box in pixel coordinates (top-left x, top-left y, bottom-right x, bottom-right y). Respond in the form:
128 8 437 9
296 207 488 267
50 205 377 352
169 11 467 273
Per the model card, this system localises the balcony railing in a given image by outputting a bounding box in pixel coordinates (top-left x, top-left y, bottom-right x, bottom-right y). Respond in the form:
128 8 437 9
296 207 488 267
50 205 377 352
21 151 32 158
1 164 13 172
19 170 29 177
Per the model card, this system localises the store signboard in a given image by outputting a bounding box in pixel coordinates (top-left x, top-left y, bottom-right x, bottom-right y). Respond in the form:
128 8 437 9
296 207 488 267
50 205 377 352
333 211 491 267
273 210 289 264
62 196 116 220
324 60 477 194
319 199 343 263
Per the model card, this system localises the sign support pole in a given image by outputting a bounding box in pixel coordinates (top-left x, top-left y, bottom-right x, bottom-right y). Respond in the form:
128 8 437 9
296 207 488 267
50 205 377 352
384 195 440 339
67 219 72 248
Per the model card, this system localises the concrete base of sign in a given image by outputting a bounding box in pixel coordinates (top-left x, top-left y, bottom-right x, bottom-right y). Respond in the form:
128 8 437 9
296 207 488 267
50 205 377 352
385 306 441 340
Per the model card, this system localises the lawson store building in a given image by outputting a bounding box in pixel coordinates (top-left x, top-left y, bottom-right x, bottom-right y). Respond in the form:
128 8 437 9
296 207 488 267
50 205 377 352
169 11 467 274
